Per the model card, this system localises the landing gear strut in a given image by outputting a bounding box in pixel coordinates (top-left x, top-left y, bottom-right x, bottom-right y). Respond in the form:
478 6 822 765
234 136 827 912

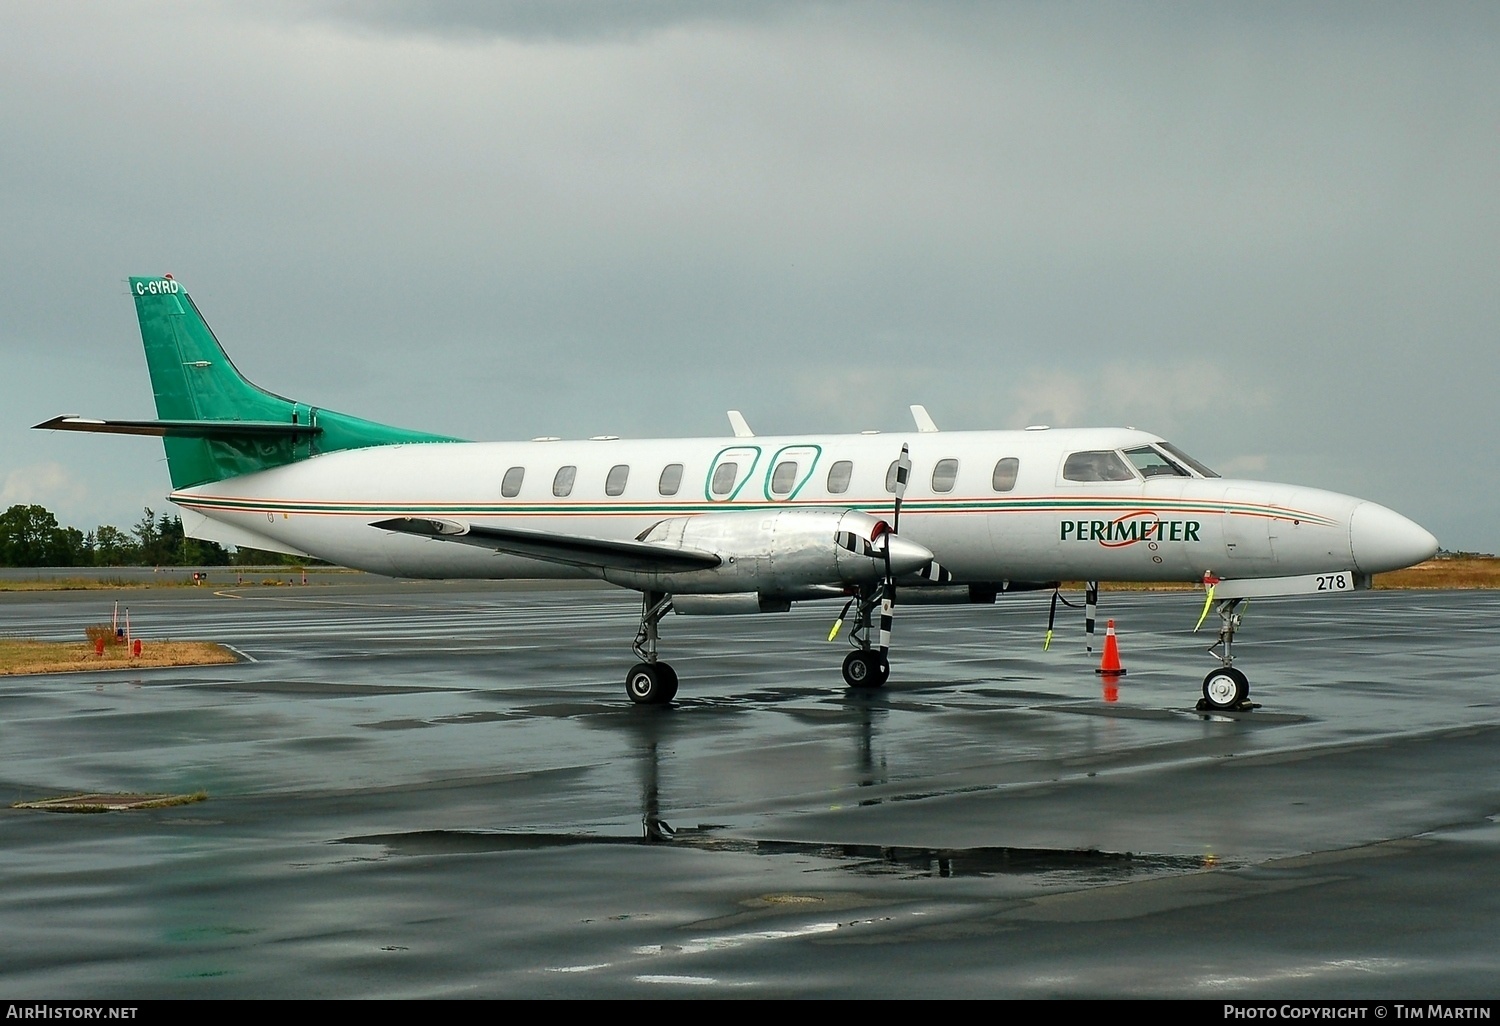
841 586 890 689
1198 597 1252 711
626 591 678 705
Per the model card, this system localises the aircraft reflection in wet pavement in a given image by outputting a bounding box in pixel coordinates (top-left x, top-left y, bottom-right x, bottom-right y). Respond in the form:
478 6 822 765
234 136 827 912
343 707 1207 880
37 276 1438 709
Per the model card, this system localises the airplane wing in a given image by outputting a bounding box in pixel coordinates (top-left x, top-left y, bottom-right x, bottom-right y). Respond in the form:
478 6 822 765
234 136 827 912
371 517 722 574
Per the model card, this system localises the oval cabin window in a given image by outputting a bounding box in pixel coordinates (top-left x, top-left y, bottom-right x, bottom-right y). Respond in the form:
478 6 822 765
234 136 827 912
991 458 1018 492
605 464 630 496
826 460 853 494
771 460 798 496
659 463 683 496
711 462 738 497
931 459 959 493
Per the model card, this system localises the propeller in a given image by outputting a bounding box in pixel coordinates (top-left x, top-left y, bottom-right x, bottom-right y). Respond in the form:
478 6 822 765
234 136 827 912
876 444 913 664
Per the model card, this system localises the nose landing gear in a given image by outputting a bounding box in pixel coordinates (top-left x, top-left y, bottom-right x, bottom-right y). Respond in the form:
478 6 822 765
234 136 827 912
1198 597 1255 711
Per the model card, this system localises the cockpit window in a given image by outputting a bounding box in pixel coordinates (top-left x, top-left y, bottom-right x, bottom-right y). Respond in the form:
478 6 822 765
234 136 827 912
1124 446 1189 479
1157 442 1220 478
1063 450 1136 482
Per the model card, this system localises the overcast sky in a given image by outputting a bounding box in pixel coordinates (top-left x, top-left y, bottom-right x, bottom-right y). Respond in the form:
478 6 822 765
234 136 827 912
3 1 1496 551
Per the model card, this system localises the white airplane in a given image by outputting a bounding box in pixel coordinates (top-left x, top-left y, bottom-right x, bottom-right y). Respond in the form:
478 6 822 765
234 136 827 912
37 275 1439 709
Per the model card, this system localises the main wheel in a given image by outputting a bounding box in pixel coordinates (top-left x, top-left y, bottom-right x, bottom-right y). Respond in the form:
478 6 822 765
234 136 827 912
842 650 888 689
626 663 675 705
1201 666 1249 710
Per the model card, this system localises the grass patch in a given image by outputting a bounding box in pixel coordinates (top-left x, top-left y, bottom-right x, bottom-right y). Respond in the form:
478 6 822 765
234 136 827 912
1372 557 1500 589
13 791 208 813
0 638 239 676
0 577 184 592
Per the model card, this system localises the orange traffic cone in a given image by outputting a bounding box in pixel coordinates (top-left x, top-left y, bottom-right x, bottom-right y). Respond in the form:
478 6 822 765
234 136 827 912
1095 619 1127 677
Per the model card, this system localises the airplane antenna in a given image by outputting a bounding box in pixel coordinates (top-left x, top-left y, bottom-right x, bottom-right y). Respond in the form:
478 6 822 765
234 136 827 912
910 405 939 432
727 411 754 438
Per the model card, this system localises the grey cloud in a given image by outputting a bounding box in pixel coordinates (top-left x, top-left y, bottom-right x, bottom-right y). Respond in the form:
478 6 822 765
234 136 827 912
2 2 1497 549
303 0 816 42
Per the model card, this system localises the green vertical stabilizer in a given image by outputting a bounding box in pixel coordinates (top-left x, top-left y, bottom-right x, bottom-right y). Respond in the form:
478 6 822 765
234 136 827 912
129 276 461 488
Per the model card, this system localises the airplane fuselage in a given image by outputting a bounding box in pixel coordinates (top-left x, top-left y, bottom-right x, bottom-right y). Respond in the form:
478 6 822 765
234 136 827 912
171 425 1435 590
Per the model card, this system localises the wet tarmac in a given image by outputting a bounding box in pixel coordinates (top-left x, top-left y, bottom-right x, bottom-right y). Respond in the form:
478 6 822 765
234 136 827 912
1 581 1497 998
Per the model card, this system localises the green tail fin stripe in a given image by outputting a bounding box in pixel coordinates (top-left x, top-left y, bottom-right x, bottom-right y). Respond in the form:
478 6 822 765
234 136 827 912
130 276 460 489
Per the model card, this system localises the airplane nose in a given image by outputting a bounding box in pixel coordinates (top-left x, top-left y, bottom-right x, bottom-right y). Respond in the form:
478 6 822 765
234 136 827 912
881 533 936 576
1350 502 1439 574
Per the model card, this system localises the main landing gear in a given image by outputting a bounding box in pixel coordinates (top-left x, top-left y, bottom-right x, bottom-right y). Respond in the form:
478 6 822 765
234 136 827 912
626 591 678 705
1198 596 1254 711
840 586 890 690
623 585 897 704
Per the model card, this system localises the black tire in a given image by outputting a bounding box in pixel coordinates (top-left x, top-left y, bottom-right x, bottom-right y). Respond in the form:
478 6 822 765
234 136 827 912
1201 666 1249 710
658 662 679 702
842 650 887 689
626 663 672 705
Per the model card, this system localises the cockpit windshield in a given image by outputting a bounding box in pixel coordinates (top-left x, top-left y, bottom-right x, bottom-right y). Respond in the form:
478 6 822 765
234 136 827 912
1156 442 1219 478
1124 445 1189 478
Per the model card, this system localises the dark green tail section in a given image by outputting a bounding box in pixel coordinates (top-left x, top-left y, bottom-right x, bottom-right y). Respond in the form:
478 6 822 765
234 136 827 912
131 275 461 488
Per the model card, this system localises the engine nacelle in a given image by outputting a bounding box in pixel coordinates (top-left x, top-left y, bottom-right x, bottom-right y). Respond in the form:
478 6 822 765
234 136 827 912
601 508 930 595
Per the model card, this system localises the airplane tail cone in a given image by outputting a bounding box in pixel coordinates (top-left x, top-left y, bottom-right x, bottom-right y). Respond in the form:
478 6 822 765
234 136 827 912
1095 619 1127 677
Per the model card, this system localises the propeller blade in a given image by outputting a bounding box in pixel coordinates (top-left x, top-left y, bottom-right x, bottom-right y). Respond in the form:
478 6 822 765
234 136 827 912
1085 581 1098 654
891 443 912 533
877 581 895 658
878 443 912 662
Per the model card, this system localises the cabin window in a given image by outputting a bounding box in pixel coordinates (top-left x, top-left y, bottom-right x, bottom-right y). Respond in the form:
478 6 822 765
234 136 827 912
658 463 683 496
605 464 629 496
711 462 738 497
826 460 853 494
991 457 1019 492
1063 450 1136 482
501 466 525 497
1158 441 1220 478
552 466 576 497
885 460 900 493
771 460 798 496
931 458 959 493
1124 445 1189 479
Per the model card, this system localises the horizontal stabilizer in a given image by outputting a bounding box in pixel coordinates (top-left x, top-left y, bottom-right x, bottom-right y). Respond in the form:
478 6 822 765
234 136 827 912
372 518 722 574
33 416 322 439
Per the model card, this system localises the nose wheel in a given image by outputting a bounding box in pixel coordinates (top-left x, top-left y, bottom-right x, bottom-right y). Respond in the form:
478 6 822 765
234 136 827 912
1200 666 1249 710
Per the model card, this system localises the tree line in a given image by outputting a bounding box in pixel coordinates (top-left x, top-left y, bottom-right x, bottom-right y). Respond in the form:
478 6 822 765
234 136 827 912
0 504 298 567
